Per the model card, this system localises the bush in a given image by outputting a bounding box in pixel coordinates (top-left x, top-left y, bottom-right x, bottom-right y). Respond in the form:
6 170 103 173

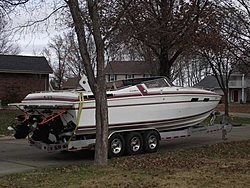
0 92 19 108
0 98 9 107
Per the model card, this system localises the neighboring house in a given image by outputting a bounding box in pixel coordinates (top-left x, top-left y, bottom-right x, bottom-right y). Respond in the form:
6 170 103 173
194 74 250 103
63 61 157 90
0 55 53 104
62 76 82 90
228 73 250 103
104 61 157 82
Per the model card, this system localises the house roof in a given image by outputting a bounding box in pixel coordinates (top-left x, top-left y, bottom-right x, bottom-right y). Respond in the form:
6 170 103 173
104 61 156 75
62 76 82 89
194 75 221 89
0 55 53 74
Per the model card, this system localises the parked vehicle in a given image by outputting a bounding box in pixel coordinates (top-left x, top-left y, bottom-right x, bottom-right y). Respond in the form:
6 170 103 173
9 76 223 158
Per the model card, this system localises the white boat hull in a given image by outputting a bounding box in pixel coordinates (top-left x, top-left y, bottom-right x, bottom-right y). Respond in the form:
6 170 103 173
75 93 220 135
9 77 221 144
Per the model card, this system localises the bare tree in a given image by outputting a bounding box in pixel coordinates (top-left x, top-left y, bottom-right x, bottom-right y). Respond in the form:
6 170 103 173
5 0 132 165
172 54 210 87
65 32 85 76
115 0 210 79
44 32 86 89
0 16 20 54
192 0 243 116
0 0 29 15
66 0 107 165
222 0 250 73
65 0 132 165
46 35 70 89
198 48 236 116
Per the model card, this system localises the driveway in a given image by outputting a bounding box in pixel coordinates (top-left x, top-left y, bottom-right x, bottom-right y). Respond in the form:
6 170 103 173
0 138 95 176
0 124 249 176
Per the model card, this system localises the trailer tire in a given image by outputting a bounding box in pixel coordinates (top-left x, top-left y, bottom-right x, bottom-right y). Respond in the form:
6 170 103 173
125 132 143 155
108 133 125 158
143 131 159 153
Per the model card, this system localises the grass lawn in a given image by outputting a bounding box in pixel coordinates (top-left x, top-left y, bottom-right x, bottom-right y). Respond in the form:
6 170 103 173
0 109 250 187
200 114 250 126
0 140 250 188
0 109 20 136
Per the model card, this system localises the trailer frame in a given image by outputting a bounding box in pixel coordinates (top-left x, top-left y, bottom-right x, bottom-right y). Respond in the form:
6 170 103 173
28 111 232 156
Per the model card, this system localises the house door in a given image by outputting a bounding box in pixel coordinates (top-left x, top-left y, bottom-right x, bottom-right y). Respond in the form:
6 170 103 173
233 90 238 102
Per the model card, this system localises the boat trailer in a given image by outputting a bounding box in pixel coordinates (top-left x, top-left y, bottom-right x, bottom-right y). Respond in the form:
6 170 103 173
27 111 232 156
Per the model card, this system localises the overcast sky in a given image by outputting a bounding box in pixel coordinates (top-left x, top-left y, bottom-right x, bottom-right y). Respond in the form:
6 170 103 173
10 1 65 56
11 19 63 56
15 35 48 56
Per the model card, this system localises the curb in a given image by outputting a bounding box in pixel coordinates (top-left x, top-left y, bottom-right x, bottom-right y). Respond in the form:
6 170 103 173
0 135 14 140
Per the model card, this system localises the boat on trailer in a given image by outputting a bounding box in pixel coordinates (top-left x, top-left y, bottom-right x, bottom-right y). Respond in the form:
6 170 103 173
9 76 222 157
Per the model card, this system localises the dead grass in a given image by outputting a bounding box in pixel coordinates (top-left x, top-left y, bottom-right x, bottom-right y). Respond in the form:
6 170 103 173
0 110 20 136
0 140 250 188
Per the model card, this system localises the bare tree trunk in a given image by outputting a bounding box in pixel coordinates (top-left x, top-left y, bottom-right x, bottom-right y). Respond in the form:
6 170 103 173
88 0 108 165
224 90 229 116
159 47 182 79
221 76 230 117
94 81 108 165
67 0 108 165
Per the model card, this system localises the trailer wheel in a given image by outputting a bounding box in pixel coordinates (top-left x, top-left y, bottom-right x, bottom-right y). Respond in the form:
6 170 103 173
125 132 143 155
143 131 159 153
108 133 125 158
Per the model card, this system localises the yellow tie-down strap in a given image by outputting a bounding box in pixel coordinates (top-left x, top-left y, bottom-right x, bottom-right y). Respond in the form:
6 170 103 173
68 92 84 143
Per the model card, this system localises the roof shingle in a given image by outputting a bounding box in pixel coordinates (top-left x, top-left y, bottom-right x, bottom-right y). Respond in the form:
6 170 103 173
104 61 156 75
62 76 81 89
194 75 223 88
0 55 53 74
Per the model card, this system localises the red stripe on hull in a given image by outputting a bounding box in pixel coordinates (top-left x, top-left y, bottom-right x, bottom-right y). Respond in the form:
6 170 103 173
82 99 220 110
136 84 148 96
23 91 220 102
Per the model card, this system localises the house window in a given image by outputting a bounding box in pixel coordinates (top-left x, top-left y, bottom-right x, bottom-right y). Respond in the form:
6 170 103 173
126 74 134 79
109 74 117 82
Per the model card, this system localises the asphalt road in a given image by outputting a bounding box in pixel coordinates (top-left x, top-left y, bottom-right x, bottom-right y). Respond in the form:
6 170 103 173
0 124 249 176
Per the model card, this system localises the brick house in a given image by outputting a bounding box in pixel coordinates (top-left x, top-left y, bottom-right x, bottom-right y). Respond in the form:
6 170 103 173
0 55 53 105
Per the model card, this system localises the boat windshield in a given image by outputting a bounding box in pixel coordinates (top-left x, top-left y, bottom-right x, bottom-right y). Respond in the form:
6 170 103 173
106 77 173 90
143 78 170 88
